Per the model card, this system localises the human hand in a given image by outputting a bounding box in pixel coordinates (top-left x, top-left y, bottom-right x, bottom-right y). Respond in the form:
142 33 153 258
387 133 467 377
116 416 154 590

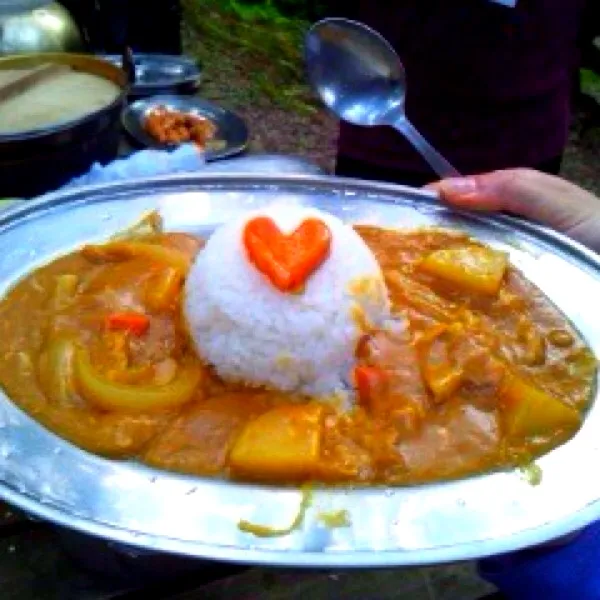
427 169 600 253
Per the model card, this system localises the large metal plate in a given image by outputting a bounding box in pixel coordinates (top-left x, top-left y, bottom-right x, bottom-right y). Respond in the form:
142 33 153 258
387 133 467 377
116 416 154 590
0 173 599 567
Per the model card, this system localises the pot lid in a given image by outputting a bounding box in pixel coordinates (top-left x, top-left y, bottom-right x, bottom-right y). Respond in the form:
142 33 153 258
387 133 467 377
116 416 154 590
0 1 53 15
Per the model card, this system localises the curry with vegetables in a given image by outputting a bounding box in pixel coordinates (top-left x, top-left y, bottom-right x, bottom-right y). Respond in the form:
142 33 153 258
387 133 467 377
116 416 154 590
0 220 595 485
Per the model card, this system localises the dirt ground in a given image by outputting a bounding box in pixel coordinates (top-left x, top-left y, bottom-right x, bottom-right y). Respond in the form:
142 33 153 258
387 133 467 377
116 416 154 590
206 76 600 197
241 100 600 196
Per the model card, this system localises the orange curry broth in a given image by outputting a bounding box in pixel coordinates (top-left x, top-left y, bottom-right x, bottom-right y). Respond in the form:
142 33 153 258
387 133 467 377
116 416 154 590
0 227 595 485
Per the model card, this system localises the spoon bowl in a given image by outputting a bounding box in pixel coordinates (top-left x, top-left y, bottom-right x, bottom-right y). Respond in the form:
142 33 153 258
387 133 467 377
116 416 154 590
305 18 459 178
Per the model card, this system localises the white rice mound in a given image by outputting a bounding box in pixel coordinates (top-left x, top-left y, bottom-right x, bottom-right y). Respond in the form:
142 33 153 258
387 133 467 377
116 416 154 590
183 204 391 400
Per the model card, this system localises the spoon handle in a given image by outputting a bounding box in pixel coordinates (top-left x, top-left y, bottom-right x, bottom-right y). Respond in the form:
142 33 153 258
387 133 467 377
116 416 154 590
392 117 461 179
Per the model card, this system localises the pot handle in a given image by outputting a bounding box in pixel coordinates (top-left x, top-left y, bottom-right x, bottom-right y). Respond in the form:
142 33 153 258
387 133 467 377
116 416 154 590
122 46 136 86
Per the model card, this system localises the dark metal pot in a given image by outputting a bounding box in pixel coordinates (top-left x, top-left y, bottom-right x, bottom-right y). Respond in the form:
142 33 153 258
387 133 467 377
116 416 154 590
0 53 128 198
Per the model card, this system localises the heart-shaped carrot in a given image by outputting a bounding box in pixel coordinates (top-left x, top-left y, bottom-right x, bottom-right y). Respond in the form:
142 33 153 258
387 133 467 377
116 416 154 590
243 216 332 293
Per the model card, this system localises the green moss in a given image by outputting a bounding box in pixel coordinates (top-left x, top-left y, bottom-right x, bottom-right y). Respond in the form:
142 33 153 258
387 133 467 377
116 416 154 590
182 0 319 114
581 69 600 95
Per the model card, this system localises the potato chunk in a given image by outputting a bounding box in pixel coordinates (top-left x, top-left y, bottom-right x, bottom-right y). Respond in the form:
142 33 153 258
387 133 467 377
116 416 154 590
229 404 324 481
500 375 581 440
419 246 508 295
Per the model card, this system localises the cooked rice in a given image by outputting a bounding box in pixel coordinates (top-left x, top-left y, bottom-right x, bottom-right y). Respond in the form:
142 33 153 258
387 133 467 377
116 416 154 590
183 204 391 399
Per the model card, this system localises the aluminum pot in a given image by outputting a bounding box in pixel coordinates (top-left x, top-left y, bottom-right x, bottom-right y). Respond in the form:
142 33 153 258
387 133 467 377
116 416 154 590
0 1 83 56
0 52 128 198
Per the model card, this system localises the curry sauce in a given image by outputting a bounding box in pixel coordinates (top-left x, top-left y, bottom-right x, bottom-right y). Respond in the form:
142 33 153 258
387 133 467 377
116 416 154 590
0 226 595 485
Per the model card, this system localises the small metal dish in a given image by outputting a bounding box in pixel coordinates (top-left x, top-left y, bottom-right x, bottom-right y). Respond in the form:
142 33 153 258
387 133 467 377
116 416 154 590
99 53 201 99
121 94 249 161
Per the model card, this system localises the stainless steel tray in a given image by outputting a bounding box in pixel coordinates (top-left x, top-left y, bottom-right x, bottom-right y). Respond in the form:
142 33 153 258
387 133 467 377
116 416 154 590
0 173 599 567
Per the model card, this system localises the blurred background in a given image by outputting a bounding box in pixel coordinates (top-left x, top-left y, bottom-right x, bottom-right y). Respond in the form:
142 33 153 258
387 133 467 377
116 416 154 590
64 0 599 189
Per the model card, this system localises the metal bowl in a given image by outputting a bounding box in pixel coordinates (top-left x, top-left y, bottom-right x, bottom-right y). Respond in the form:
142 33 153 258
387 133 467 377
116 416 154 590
0 173 599 567
122 94 249 161
99 54 201 99
0 53 128 198
0 1 83 56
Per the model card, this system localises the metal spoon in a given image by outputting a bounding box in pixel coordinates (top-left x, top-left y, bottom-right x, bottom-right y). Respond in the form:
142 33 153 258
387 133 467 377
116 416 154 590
305 18 460 179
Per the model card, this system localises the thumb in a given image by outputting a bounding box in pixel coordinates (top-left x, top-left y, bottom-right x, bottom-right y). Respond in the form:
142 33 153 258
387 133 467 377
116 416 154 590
428 169 600 252
427 172 507 211
430 169 579 223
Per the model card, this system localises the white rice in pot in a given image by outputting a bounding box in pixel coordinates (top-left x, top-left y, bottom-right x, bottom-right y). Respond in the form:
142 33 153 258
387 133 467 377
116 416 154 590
183 204 391 400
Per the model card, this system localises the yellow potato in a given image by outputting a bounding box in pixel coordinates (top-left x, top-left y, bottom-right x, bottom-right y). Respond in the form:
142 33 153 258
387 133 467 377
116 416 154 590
500 374 581 439
229 404 324 481
419 246 508 296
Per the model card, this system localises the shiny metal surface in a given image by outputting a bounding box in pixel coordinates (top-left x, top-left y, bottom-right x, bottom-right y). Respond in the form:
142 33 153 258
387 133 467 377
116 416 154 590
122 94 248 161
198 154 324 176
100 54 201 99
305 18 459 178
0 1 83 56
0 173 599 567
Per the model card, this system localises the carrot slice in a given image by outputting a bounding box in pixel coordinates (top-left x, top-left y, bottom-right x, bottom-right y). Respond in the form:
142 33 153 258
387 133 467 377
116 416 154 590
243 216 331 293
354 365 388 408
105 312 150 336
